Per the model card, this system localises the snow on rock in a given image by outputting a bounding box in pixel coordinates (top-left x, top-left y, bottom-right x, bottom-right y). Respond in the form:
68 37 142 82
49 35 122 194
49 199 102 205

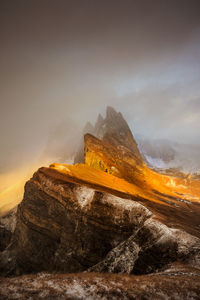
75 186 95 209
0 271 200 300
144 155 167 169
100 194 152 226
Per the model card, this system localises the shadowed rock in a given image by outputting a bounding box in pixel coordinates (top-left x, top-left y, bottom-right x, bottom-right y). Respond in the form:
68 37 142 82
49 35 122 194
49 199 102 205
1 107 200 300
0 167 199 277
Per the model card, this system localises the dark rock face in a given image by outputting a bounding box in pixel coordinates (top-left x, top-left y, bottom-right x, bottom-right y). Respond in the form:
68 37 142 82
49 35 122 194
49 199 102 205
2 168 150 275
1 107 200 299
88 217 200 275
103 106 142 158
1 167 199 278
0 227 12 252
0 209 16 252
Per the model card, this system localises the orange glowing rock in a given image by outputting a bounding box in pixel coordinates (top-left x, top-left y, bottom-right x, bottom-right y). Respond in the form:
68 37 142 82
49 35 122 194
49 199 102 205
50 129 200 210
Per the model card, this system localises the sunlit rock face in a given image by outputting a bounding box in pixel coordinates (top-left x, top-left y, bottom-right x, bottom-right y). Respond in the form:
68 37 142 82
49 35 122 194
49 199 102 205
1 106 200 299
0 167 200 277
82 111 147 185
84 133 145 182
0 168 150 275
74 106 143 165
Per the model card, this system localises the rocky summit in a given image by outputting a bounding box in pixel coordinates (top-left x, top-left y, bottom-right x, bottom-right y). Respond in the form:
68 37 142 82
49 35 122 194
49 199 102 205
0 107 200 299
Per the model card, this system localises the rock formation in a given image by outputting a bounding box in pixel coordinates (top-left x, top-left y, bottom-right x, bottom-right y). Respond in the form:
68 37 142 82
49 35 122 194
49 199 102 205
74 121 95 164
84 133 144 181
1 166 200 278
74 106 142 165
0 209 16 252
0 106 200 298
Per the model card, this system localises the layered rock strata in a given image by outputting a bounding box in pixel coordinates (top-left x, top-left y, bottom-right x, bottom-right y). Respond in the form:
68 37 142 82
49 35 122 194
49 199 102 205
1 167 199 277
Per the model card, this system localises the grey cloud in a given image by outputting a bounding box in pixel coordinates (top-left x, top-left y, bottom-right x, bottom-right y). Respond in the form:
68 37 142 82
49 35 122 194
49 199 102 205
0 0 200 172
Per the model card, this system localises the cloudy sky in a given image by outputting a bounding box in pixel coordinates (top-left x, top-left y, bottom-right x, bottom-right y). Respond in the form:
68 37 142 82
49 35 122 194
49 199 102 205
0 0 200 171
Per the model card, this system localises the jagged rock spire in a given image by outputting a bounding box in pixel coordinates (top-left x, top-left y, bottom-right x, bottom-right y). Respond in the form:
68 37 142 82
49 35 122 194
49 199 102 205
74 106 142 164
103 106 142 160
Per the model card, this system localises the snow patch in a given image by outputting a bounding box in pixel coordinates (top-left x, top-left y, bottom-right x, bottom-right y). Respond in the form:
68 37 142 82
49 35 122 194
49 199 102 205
103 194 148 212
145 218 199 254
144 155 168 169
65 281 89 299
75 186 95 209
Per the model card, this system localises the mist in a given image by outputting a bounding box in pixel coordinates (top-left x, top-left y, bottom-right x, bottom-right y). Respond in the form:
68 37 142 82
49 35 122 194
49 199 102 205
1 0 200 174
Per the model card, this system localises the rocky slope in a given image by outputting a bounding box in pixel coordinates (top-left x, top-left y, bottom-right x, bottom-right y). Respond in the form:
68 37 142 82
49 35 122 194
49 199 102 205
0 106 200 299
1 265 200 300
1 165 200 277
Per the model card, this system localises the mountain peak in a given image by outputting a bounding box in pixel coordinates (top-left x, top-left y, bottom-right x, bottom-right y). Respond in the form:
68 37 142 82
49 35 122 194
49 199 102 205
106 106 118 118
83 121 94 134
96 113 104 124
94 114 104 134
74 107 142 164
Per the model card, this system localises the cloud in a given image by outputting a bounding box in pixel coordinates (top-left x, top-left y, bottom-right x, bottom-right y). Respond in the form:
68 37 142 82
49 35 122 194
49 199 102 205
0 0 200 171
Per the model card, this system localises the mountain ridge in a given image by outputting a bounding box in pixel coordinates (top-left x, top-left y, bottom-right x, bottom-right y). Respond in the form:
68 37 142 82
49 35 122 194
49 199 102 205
0 106 200 298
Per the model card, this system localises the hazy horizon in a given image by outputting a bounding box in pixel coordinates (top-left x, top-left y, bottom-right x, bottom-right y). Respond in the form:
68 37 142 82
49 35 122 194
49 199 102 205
1 0 200 173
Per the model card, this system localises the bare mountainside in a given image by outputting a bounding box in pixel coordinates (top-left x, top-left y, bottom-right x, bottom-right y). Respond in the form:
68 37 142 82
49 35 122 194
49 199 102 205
0 107 200 299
